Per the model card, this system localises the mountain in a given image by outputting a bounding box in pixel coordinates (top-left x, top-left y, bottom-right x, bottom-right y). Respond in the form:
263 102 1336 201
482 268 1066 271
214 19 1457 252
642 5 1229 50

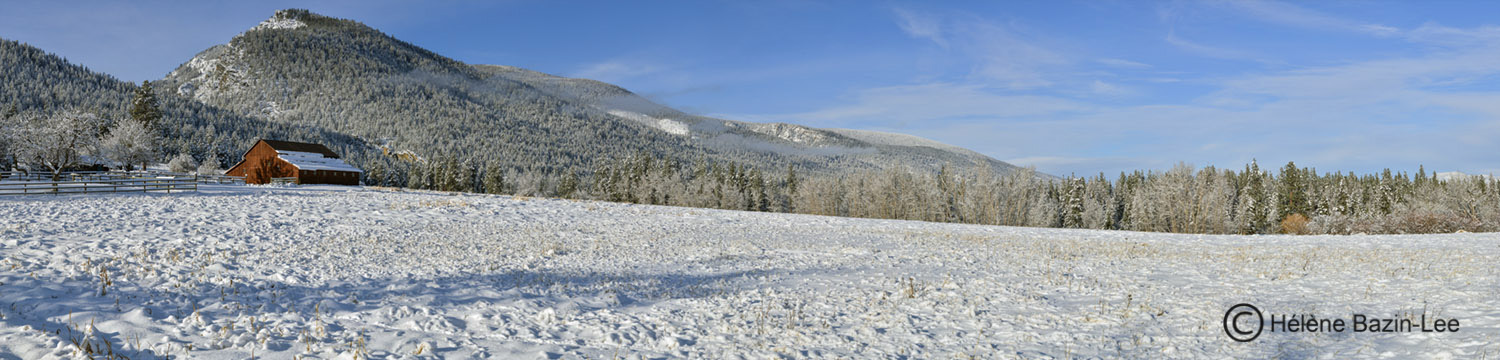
0 37 368 169
155 9 1028 177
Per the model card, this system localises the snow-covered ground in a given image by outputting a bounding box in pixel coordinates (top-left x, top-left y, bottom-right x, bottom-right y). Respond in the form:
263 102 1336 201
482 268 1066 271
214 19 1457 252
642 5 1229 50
1 185 1497 359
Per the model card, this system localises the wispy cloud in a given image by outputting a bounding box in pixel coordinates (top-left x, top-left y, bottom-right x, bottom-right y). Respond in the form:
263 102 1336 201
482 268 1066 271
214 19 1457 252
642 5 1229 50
892 8 946 48
963 21 1068 88
1089 80 1137 97
733 83 1090 129
1221 0 1399 37
570 61 663 83
1406 23 1500 46
1164 30 1265 62
1095 58 1152 69
890 8 1069 89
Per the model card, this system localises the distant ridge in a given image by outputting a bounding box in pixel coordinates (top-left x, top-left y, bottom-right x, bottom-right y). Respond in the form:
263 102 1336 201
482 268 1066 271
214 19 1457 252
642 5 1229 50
154 9 1031 176
3 9 1034 180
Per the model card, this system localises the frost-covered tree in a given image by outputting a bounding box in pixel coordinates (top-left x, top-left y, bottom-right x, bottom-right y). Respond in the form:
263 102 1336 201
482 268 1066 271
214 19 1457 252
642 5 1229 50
1061 177 1086 228
1081 173 1115 229
167 153 198 173
98 118 159 171
197 153 222 175
0 113 16 171
12 110 107 180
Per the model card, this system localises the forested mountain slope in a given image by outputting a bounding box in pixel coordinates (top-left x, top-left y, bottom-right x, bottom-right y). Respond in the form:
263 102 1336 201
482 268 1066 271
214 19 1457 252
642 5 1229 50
153 9 1025 177
0 38 372 169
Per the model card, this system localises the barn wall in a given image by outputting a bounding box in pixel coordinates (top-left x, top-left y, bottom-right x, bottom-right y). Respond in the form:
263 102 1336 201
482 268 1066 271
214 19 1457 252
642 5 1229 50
295 169 361 186
228 141 298 184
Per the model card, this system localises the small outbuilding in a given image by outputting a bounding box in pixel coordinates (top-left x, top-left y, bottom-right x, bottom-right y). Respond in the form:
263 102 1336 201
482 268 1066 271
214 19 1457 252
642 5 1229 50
226 139 363 185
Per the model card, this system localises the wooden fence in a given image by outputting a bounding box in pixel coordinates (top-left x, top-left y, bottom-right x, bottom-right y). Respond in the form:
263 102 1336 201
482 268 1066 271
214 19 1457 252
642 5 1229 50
0 170 244 196
0 177 197 195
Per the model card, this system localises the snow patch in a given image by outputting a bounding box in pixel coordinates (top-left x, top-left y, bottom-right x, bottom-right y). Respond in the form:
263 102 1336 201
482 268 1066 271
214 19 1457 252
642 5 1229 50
606 109 649 122
252 16 306 31
657 118 689 136
608 110 690 136
747 123 834 145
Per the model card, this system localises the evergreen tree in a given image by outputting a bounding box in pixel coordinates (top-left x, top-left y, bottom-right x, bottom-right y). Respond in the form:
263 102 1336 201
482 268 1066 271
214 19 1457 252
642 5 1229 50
556 172 580 198
129 81 162 129
782 164 799 212
1062 177 1085 228
1241 161 1269 233
1279 161 1310 218
1415 164 1428 186
483 161 507 194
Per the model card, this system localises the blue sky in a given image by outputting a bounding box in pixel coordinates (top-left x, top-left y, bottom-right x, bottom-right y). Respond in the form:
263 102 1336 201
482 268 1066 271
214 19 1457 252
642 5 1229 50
4 0 1500 177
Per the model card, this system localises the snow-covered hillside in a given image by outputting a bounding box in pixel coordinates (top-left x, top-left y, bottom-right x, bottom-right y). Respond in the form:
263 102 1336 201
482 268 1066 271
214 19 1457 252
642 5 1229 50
1 186 1497 358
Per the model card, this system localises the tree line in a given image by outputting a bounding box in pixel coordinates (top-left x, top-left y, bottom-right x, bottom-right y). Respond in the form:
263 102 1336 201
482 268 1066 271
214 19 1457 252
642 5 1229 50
379 151 1500 235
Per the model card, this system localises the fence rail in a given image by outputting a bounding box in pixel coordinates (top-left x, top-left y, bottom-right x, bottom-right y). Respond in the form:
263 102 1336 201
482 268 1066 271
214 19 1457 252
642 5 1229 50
196 174 246 185
0 177 198 196
0 170 245 196
0 170 244 185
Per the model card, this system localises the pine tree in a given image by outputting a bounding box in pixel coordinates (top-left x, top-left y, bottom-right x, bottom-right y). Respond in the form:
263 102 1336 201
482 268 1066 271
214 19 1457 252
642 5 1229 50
483 161 506 194
1279 161 1310 219
782 164 799 212
129 81 162 129
1062 177 1085 228
755 170 770 212
1241 161 1269 233
556 172 580 198
1415 164 1428 186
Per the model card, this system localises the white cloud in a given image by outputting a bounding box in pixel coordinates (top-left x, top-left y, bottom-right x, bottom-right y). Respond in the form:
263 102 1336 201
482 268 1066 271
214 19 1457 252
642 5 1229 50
1089 80 1136 97
1406 23 1500 46
570 61 663 83
961 21 1068 89
760 83 1090 129
889 9 1069 89
1165 30 1264 61
1221 0 1400 37
892 8 947 48
1095 58 1152 69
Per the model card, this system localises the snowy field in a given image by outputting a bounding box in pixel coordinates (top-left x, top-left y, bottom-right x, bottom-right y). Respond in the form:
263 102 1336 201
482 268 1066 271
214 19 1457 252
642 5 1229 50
0 185 1497 359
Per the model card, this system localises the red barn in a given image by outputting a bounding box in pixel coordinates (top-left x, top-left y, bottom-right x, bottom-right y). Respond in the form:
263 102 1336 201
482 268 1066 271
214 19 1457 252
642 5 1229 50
226 139 363 185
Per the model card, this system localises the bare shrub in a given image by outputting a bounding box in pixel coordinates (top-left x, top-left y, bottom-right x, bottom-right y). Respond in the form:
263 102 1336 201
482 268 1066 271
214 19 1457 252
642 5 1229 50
1280 213 1310 235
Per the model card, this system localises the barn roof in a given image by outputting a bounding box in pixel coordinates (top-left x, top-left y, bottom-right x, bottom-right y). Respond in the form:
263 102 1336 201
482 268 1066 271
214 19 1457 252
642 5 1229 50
261 139 342 159
277 151 364 173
